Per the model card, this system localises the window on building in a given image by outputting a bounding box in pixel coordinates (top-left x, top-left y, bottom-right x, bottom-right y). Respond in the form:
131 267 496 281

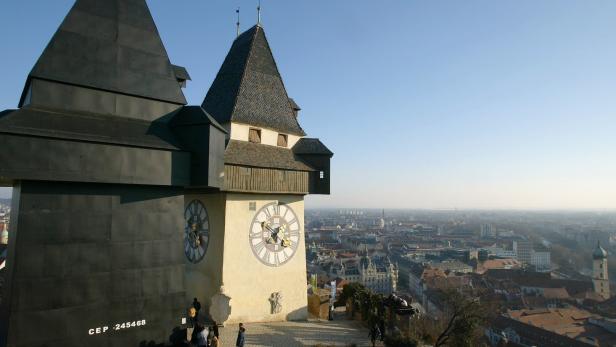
319 171 325 179
277 134 288 147
249 128 261 143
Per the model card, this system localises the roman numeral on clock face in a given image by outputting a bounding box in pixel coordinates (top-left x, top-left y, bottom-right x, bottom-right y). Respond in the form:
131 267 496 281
249 202 301 267
263 207 272 219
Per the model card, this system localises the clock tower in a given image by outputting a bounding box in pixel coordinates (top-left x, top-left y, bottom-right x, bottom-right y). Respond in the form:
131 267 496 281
183 24 332 323
593 241 610 300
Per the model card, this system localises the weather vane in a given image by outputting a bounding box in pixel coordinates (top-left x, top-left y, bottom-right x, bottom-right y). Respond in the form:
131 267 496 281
257 0 261 25
236 7 240 38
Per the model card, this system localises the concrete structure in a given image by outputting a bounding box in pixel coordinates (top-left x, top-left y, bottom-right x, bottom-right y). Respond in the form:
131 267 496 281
530 249 551 272
593 241 610 300
513 239 533 265
480 224 495 238
484 246 517 259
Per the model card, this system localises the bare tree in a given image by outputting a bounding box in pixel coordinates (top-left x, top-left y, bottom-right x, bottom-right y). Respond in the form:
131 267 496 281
433 290 487 347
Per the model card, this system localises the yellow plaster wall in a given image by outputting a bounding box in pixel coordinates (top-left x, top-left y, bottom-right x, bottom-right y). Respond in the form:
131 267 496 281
226 122 302 148
221 193 308 323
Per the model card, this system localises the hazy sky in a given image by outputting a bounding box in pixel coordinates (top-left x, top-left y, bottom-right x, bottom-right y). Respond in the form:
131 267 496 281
1 1 616 209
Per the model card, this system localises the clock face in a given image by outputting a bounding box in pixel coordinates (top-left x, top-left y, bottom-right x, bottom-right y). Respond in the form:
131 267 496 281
184 200 210 264
249 202 301 267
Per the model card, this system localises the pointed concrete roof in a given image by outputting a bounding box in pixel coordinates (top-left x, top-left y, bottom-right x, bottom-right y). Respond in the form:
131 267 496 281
21 0 186 105
202 25 305 136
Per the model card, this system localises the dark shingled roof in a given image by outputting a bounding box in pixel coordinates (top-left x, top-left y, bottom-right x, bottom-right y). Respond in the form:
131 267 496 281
202 25 306 136
21 0 187 105
172 65 191 81
289 98 301 111
170 106 226 133
292 138 333 156
0 107 182 150
224 140 314 171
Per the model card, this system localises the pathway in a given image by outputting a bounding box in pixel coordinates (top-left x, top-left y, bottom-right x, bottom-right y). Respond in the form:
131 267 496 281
217 319 385 347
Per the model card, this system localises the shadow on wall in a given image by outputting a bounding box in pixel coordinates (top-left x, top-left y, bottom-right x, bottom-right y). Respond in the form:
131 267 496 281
286 306 309 321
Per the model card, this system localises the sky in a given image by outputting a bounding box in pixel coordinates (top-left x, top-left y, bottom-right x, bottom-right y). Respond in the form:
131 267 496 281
1 1 616 209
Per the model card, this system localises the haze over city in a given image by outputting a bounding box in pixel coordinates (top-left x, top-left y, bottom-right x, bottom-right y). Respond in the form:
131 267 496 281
2 0 615 209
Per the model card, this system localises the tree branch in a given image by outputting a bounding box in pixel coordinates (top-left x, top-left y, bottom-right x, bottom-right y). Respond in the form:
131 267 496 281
434 311 459 347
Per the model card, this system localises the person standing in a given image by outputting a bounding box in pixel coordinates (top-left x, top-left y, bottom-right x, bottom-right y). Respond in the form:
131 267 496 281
192 298 202 322
192 323 208 347
235 323 245 347
187 307 197 343
368 324 380 347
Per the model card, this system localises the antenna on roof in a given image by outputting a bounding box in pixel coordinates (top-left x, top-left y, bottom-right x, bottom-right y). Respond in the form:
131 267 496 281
236 7 240 38
257 0 261 25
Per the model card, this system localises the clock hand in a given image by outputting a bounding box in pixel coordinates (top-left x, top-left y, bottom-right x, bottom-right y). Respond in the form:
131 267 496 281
272 227 280 242
262 222 280 244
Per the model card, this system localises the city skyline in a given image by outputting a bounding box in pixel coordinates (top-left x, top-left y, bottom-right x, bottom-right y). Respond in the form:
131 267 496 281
2 1 616 209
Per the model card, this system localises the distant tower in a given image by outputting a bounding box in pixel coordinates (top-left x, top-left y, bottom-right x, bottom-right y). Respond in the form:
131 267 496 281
378 209 385 229
593 241 610 300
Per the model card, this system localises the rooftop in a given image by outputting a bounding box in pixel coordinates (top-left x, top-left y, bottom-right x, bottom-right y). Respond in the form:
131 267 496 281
202 25 305 136
23 0 187 105
505 307 616 345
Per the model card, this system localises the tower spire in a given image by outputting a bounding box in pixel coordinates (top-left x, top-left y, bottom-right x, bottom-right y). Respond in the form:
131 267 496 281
257 0 261 25
236 7 240 38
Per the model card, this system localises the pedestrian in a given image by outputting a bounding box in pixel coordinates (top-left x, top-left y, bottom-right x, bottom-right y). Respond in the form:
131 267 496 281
187 307 197 343
368 324 380 347
193 298 202 322
235 323 245 347
192 323 208 347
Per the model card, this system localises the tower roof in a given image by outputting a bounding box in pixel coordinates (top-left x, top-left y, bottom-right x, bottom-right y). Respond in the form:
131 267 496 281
21 0 187 105
594 241 608 260
202 25 305 136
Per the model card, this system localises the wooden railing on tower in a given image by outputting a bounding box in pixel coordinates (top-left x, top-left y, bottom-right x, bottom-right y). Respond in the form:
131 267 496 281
224 165 309 194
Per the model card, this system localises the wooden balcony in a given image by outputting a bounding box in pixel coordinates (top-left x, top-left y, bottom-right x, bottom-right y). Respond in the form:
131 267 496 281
224 165 309 194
